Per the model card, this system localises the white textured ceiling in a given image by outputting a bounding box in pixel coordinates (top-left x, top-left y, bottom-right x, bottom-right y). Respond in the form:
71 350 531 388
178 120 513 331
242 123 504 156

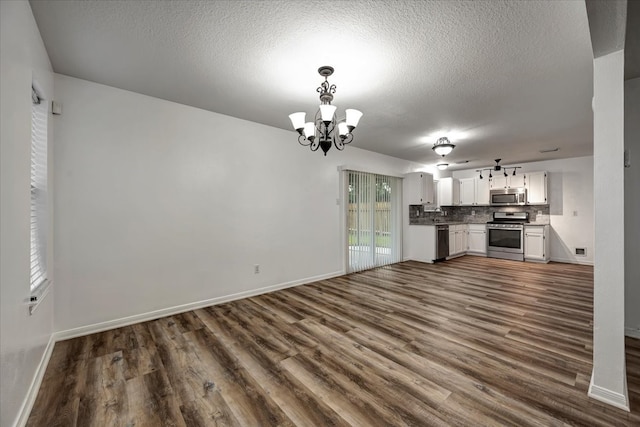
30 0 594 170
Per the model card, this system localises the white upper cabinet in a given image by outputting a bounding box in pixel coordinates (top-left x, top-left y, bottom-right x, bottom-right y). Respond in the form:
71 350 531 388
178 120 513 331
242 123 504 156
490 173 526 189
510 173 527 188
459 178 476 205
526 171 548 204
405 172 435 205
476 177 490 204
438 177 460 206
459 177 490 205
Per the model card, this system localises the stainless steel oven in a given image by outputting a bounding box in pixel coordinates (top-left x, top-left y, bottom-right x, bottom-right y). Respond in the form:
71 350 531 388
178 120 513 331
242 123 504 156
486 212 528 261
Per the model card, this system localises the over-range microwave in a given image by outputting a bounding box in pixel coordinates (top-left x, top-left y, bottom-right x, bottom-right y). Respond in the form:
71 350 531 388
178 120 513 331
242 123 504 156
490 188 527 206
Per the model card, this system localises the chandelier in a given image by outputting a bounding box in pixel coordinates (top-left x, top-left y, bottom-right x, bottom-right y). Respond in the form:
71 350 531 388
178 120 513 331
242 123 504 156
289 66 363 156
432 137 455 156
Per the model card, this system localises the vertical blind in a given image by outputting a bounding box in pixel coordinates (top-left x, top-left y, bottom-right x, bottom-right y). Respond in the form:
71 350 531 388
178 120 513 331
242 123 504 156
30 87 48 291
347 170 402 273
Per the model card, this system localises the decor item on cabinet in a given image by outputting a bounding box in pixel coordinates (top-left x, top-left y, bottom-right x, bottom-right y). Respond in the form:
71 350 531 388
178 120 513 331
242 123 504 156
432 137 455 156
476 159 522 179
289 66 362 156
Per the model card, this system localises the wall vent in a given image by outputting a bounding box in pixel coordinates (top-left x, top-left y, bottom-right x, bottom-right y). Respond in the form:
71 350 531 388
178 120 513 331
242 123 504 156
575 248 587 256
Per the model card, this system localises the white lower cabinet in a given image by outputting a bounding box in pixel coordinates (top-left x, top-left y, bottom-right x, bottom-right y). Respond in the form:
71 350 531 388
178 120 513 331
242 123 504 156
407 225 437 263
448 224 467 257
524 225 550 262
467 224 487 255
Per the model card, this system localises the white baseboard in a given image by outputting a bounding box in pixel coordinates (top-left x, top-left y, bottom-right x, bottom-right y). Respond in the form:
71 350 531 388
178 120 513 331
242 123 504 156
54 270 343 341
550 256 594 266
588 369 630 412
465 252 487 257
14 334 56 427
625 327 640 339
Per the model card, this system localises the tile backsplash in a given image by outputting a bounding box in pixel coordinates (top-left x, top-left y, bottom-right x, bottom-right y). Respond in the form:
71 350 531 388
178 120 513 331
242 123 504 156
408 205 550 225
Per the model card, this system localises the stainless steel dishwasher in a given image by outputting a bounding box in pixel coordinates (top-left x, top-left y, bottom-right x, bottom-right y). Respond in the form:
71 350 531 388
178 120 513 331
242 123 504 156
436 225 449 261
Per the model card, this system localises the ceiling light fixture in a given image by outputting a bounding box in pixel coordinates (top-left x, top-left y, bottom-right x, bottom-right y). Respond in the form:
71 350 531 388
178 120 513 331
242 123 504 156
476 159 522 179
437 163 449 170
432 137 455 157
289 66 362 156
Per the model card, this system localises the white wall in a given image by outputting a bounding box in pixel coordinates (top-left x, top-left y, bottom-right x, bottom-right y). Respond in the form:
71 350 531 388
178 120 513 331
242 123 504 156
589 49 628 411
53 74 420 333
453 156 594 265
0 1 55 426
625 77 640 336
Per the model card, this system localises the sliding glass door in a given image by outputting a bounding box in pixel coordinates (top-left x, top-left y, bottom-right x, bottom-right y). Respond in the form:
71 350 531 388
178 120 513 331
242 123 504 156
347 171 402 273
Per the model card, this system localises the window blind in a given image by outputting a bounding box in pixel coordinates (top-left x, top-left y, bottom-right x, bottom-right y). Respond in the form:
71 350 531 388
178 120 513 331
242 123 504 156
30 87 48 291
347 170 402 273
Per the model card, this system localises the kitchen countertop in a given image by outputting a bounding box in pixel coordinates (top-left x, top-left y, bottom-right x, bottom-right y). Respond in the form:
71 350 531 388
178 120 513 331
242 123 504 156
409 221 550 226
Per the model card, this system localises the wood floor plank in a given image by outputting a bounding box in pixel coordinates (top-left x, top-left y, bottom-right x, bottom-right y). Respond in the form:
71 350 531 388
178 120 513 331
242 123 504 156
27 257 640 426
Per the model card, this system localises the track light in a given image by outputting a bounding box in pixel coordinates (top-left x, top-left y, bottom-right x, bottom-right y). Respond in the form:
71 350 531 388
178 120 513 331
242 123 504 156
477 161 523 180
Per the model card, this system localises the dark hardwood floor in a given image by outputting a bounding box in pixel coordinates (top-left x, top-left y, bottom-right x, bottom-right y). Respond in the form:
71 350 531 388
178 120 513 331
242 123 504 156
27 256 640 426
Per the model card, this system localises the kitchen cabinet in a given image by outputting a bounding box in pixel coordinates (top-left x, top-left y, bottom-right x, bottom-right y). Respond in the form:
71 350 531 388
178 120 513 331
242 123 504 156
490 173 526 189
467 224 487 255
438 177 460 206
406 225 437 263
476 177 490 205
459 177 490 205
448 224 467 257
526 171 548 204
405 172 435 205
459 178 475 205
524 225 550 262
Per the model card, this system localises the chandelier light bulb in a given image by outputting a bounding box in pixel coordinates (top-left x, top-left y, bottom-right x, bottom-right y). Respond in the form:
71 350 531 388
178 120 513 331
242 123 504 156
345 109 363 130
304 122 316 140
337 121 349 137
319 104 337 123
289 112 306 132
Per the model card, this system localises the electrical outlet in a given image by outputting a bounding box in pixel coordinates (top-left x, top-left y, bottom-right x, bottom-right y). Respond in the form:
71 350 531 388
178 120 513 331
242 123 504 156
254 264 260 274
537 210 542 216
471 210 475 216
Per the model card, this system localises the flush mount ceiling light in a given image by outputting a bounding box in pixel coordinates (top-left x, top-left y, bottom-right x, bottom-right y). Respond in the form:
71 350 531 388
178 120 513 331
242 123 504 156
432 137 455 157
437 163 449 170
289 66 363 156
476 159 521 179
